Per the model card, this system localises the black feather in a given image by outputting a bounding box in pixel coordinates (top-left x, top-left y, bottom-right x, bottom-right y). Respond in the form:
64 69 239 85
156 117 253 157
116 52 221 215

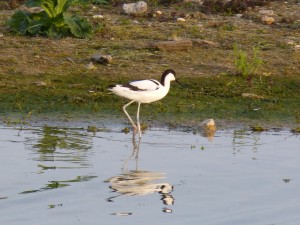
161 69 176 86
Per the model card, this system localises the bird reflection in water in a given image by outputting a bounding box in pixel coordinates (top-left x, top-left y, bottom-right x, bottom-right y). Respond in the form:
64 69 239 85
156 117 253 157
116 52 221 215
105 136 174 213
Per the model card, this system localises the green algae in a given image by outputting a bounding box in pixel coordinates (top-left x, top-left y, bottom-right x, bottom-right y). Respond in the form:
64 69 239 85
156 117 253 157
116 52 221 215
0 72 299 127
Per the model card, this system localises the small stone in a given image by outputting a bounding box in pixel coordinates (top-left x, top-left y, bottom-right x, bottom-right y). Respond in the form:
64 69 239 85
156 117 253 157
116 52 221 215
200 119 216 131
261 16 275 25
91 53 113 64
21 6 44 13
122 1 147 16
250 125 267 132
0 33 3 38
199 119 216 141
236 14 243 18
87 126 98 133
121 127 130 134
93 14 104 19
176 18 186 22
85 62 97 70
153 10 163 17
242 93 264 99
286 40 295 45
183 0 203 4
66 57 75 63
258 9 275 16
33 81 47 87
295 45 300 50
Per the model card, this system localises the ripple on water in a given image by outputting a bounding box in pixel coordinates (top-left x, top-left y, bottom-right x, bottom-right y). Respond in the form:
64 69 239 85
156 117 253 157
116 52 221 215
0 125 300 225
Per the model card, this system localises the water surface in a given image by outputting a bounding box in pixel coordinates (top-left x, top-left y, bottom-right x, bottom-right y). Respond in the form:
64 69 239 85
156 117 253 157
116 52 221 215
0 125 300 225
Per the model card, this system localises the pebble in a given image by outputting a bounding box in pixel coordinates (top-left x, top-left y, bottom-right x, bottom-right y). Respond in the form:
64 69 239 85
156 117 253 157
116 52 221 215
33 81 47 87
176 18 186 22
258 9 275 16
261 16 275 25
85 62 97 70
183 0 203 4
93 14 104 19
286 40 295 45
91 53 113 64
153 10 162 17
0 33 3 38
199 119 216 141
242 93 264 99
200 119 216 130
66 57 75 64
22 6 44 13
122 1 147 16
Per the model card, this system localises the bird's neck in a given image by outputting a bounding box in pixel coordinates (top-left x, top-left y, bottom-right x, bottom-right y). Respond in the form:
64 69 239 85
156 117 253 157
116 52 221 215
162 80 171 91
161 76 172 88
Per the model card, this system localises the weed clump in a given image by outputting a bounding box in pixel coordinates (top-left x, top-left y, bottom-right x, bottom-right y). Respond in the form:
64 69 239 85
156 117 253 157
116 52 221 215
250 125 268 132
291 127 300 134
6 0 93 38
233 43 263 83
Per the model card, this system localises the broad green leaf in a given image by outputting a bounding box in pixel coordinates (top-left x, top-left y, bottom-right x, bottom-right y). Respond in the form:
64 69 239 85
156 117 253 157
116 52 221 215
51 14 66 27
8 0 94 39
42 0 56 17
55 0 71 15
64 13 93 38
6 10 30 34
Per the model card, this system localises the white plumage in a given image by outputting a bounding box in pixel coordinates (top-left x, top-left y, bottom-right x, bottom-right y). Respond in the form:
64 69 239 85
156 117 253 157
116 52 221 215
108 69 180 137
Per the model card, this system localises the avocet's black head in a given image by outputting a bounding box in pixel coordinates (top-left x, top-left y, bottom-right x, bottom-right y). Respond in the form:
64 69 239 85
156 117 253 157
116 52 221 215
161 69 183 87
161 69 176 86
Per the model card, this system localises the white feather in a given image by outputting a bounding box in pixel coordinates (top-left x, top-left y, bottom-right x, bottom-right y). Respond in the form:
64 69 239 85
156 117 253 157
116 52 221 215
109 71 176 103
128 79 160 91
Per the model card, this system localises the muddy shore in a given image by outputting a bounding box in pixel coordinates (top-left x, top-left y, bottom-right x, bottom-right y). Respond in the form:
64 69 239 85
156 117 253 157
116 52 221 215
0 1 299 129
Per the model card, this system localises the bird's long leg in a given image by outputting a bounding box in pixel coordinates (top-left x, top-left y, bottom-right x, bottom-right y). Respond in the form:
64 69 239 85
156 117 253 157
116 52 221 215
123 100 137 133
137 102 142 138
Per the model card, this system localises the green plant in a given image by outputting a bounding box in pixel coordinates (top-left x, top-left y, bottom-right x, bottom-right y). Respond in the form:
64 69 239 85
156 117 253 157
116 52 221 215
233 44 263 80
7 0 93 38
91 0 109 5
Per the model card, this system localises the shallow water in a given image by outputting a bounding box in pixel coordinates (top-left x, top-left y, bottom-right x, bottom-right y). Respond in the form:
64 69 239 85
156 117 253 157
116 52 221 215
0 125 300 225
